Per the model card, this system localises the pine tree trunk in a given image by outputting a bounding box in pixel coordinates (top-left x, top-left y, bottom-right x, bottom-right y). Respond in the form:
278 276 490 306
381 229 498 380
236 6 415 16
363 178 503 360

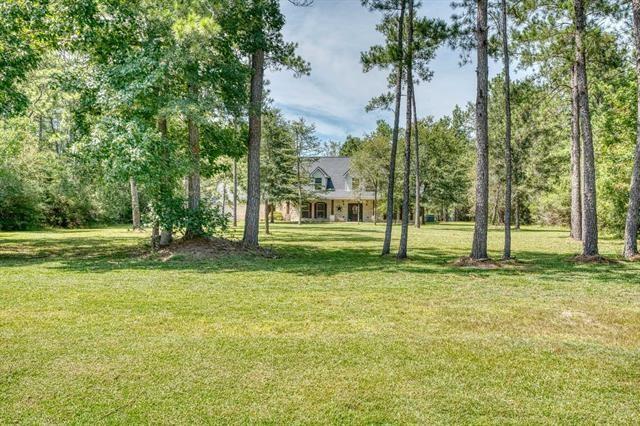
570 63 582 240
501 0 512 259
297 156 303 225
398 0 414 260
623 0 640 259
243 49 264 248
471 0 490 260
382 0 405 256
573 0 598 256
233 158 238 227
412 89 421 228
492 181 501 225
185 83 201 239
130 176 141 230
264 198 270 235
270 205 275 223
157 117 172 245
514 190 520 230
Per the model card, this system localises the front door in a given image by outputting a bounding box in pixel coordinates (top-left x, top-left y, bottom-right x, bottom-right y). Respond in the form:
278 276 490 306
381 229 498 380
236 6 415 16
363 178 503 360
348 203 363 222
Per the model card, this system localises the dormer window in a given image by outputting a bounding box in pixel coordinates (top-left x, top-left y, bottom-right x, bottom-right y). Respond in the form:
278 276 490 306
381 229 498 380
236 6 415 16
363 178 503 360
314 177 323 190
326 177 335 191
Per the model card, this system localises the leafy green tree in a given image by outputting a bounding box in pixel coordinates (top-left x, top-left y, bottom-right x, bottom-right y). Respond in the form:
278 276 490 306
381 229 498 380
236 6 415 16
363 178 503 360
291 117 321 225
417 114 472 220
339 135 363 156
351 121 391 225
0 0 51 117
261 109 296 233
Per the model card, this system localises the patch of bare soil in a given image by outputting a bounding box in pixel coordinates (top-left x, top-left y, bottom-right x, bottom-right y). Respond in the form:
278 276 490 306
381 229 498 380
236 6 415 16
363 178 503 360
570 254 618 264
152 237 277 261
497 258 528 268
452 256 527 270
452 256 501 269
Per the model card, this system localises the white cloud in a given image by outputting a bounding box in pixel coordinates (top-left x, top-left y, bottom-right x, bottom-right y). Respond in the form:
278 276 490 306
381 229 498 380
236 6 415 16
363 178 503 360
267 0 500 142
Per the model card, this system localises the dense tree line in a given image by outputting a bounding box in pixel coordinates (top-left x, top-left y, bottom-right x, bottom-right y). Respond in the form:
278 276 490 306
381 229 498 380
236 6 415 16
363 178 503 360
2 0 640 261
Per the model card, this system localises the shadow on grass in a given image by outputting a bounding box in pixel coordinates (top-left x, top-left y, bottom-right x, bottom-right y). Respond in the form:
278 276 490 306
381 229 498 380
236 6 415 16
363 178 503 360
2 229 639 286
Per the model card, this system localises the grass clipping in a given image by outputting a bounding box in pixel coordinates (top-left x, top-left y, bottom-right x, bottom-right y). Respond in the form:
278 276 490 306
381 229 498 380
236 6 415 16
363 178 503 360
154 237 277 261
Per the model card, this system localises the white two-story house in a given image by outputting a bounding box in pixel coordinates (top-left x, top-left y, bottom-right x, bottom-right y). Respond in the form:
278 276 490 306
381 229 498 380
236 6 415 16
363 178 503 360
281 156 378 222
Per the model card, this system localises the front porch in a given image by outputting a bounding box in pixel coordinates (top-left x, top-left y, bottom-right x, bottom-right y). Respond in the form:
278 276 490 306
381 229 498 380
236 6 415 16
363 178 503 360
284 199 377 222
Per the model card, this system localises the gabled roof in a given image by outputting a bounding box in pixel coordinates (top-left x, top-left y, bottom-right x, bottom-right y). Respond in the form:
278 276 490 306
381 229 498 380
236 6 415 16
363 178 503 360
302 156 375 199
309 166 329 177
303 156 351 190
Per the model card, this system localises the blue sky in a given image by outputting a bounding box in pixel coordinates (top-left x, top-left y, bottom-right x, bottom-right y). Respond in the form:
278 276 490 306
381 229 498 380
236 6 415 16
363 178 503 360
266 0 493 143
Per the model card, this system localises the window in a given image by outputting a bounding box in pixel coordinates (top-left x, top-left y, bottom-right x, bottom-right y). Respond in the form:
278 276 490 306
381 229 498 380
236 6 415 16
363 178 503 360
314 177 323 190
315 202 327 219
326 177 335 191
351 178 360 190
301 203 311 219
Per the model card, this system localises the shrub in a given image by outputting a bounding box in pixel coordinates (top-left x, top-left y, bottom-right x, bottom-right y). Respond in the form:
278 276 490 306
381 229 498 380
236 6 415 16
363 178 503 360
0 165 42 230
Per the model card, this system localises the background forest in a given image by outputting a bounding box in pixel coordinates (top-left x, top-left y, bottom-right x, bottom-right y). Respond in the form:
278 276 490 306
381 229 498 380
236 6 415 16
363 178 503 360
1 0 638 251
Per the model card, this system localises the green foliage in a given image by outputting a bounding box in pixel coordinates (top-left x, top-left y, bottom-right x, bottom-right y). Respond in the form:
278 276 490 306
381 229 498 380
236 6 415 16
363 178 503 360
592 63 637 234
181 205 229 238
0 0 50 117
0 164 41 231
339 135 363 156
418 114 473 216
351 121 391 194
261 109 297 203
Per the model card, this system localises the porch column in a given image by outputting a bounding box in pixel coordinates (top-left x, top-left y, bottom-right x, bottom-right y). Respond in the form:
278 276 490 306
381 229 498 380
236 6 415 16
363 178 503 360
311 202 315 219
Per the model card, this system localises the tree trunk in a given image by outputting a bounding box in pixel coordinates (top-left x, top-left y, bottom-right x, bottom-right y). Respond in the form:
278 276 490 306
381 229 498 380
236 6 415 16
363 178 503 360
573 0 598 256
514 190 520 230
157 117 173 245
233 158 238 227
130 177 141 230
623 0 640 259
374 186 378 225
492 181 501 225
297 157 303 225
185 83 201 239
412 89 421 228
38 115 44 148
501 0 512 259
159 229 172 246
398 0 414 260
222 181 227 217
270 205 275 223
151 223 160 250
382 0 405 256
570 63 582 240
264 198 270 235
471 0 490 260
243 49 264 248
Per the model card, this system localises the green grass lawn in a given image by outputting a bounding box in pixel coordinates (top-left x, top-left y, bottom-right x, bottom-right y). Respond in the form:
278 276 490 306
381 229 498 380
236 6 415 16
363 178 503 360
1 222 639 423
